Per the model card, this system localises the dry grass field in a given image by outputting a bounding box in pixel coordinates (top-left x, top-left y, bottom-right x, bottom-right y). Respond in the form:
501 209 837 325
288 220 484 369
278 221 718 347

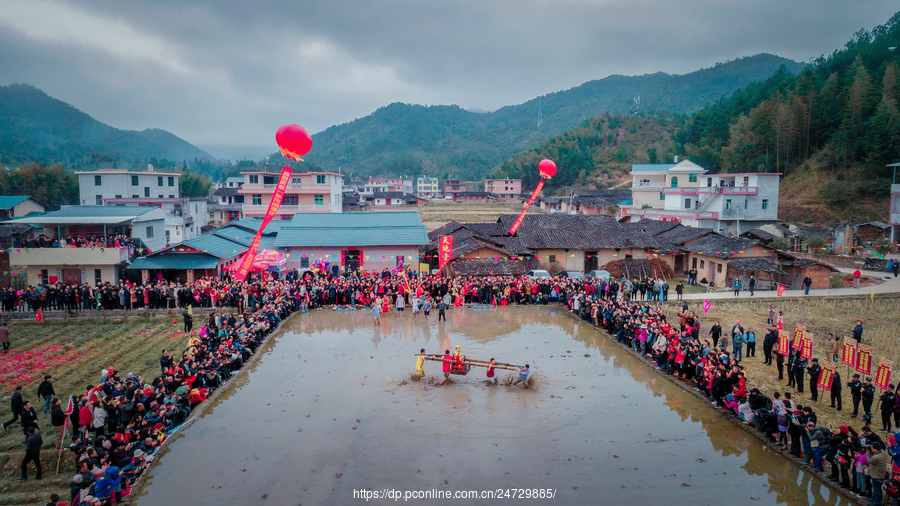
663 295 900 432
0 315 192 506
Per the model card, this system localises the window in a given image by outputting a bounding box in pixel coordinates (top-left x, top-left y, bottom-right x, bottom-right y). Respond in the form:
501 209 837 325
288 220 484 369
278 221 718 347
725 199 732 210
158 176 163 186
94 269 102 285
284 194 299 205
40 269 48 285
717 263 722 273
252 194 262 205
132 195 139 199
263 175 275 185
684 198 691 209
165 230 170 242
131 175 139 186
115 195 122 199
159 195 164 199
549 255 557 264
194 204 198 213
292 177 302 184
707 178 713 187
316 175 326 184
700 260 705 269
96 195 103 205
168 177 175 186
689 173 697 183
762 199 769 210
145 226 154 238
743 176 750 186
314 194 324 205
95 175 102 186
660 193 665 200
670 176 678 188
300 256 310 269
144 187 150 197
249 175 259 184
744 199 748 209
168 195 174 199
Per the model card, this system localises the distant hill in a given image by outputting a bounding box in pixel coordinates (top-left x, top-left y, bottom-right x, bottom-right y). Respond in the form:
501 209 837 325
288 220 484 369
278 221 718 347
301 54 804 180
0 83 211 167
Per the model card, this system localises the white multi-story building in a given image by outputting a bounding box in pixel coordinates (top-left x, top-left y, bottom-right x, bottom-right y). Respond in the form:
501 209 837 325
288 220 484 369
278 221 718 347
212 177 245 190
362 178 413 196
76 168 181 205
101 197 209 245
890 162 900 243
417 177 440 199
618 159 780 236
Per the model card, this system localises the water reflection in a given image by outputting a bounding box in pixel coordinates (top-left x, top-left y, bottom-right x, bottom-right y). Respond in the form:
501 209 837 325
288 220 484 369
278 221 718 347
135 306 850 506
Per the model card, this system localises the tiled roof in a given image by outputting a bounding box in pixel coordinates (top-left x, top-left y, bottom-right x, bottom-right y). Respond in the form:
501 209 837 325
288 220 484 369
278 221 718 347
623 219 680 236
515 226 657 250
182 235 246 258
681 235 759 258
727 257 783 272
743 228 776 241
451 258 528 276
127 253 221 270
652 224 714 250
213 188 240 197
498 213 618 232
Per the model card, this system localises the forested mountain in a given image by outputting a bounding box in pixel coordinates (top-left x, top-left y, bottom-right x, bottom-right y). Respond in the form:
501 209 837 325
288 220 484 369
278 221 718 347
0 84 211 168
492 11 900 221
302 54 803 180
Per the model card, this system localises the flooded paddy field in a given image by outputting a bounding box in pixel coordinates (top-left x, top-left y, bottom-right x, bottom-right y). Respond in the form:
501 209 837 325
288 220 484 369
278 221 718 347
135 306 850 505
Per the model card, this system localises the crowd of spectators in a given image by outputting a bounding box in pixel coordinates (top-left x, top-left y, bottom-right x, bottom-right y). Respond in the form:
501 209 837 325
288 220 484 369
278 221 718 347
12 233 136 251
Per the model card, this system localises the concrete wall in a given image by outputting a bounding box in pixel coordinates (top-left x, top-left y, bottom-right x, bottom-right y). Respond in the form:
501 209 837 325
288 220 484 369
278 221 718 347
283 245 422 273
79 173 180 205
132 217 167 252
24 264 119 286
12 199 45 217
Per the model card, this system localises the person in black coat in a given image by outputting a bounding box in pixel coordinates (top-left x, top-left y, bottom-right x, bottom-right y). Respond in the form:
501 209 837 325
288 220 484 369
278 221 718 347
2 384 24 430
50 398 66 450
20 400 39 436
19 426 42 480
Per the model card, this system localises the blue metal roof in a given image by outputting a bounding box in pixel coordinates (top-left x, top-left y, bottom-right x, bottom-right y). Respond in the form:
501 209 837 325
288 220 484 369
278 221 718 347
209 226 256 245
183 234 246 258
618 198 633 206
231 218 288 234
127 253 220 270
275 212 427 247
631 164 674 172
0 196 31 209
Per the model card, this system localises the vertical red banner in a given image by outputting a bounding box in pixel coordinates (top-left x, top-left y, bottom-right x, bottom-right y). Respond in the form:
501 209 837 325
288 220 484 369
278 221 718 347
841 338 858 367
776 330 790 355
776 284 786 297
438 236 453 270
818 361 835 391
234 166 292 282
800 332 814 359
856 344 873 376
875 358 893 390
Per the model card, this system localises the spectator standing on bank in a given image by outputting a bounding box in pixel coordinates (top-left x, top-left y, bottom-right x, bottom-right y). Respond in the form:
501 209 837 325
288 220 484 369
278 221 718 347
37 375 55 417
2 384 24 430
18 426 42 481
0 322 9 353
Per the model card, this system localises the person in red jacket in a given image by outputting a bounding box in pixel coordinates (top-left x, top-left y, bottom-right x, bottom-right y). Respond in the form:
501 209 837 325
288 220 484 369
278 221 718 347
440 350 452 385
78 401 93 441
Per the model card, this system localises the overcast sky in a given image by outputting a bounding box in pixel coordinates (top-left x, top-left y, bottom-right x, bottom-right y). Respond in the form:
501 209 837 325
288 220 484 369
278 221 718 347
1 0 897 159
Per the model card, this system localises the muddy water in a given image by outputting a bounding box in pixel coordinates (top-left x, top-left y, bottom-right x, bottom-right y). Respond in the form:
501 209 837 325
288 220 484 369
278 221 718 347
135 306 851 505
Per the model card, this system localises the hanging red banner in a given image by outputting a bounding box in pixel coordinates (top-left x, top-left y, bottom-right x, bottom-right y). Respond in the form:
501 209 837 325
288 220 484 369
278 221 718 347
776 330 790 355
438 236 453 270
233 166 292 282
841 338 858 367
800 332 814 360
875 357 894 391
818 361 836 391
856 344 874 376
776 284 786 297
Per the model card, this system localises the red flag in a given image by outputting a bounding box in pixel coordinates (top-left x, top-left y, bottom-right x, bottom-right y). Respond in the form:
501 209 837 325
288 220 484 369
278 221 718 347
35 307 43 322
61 395 74 443
776 284 786 297
703 300 711 313
438 236 453 270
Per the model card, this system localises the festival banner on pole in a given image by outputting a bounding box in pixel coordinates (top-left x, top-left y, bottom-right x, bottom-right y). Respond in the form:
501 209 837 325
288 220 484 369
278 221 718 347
438 236 453 270
818 361 836 391
856 344 874 376
776 330 790 355
791 324 806 349
875 357 893 390
800 332 814 360
508 181 544 235
234 166 292 282
841 338 858 367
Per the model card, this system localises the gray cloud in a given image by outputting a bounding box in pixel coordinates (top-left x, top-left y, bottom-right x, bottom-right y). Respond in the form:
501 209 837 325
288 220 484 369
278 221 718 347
0 0 896 157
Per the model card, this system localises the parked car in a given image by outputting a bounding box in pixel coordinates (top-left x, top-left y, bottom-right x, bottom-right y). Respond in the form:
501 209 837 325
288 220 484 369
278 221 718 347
586 270 612 280
526 269 551 280
563 271 586 280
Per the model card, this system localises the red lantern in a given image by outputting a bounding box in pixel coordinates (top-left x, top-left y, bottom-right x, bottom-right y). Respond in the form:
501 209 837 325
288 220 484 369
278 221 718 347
275 124 313 161
538 159 557 179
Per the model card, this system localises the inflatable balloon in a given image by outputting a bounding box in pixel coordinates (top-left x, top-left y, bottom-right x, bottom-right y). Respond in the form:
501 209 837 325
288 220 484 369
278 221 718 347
538 159 557 179
275 124 313 161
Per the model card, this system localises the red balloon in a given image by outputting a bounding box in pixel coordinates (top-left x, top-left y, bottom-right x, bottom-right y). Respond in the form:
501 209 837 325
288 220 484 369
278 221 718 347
538 159 557 179
275 124 313 161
